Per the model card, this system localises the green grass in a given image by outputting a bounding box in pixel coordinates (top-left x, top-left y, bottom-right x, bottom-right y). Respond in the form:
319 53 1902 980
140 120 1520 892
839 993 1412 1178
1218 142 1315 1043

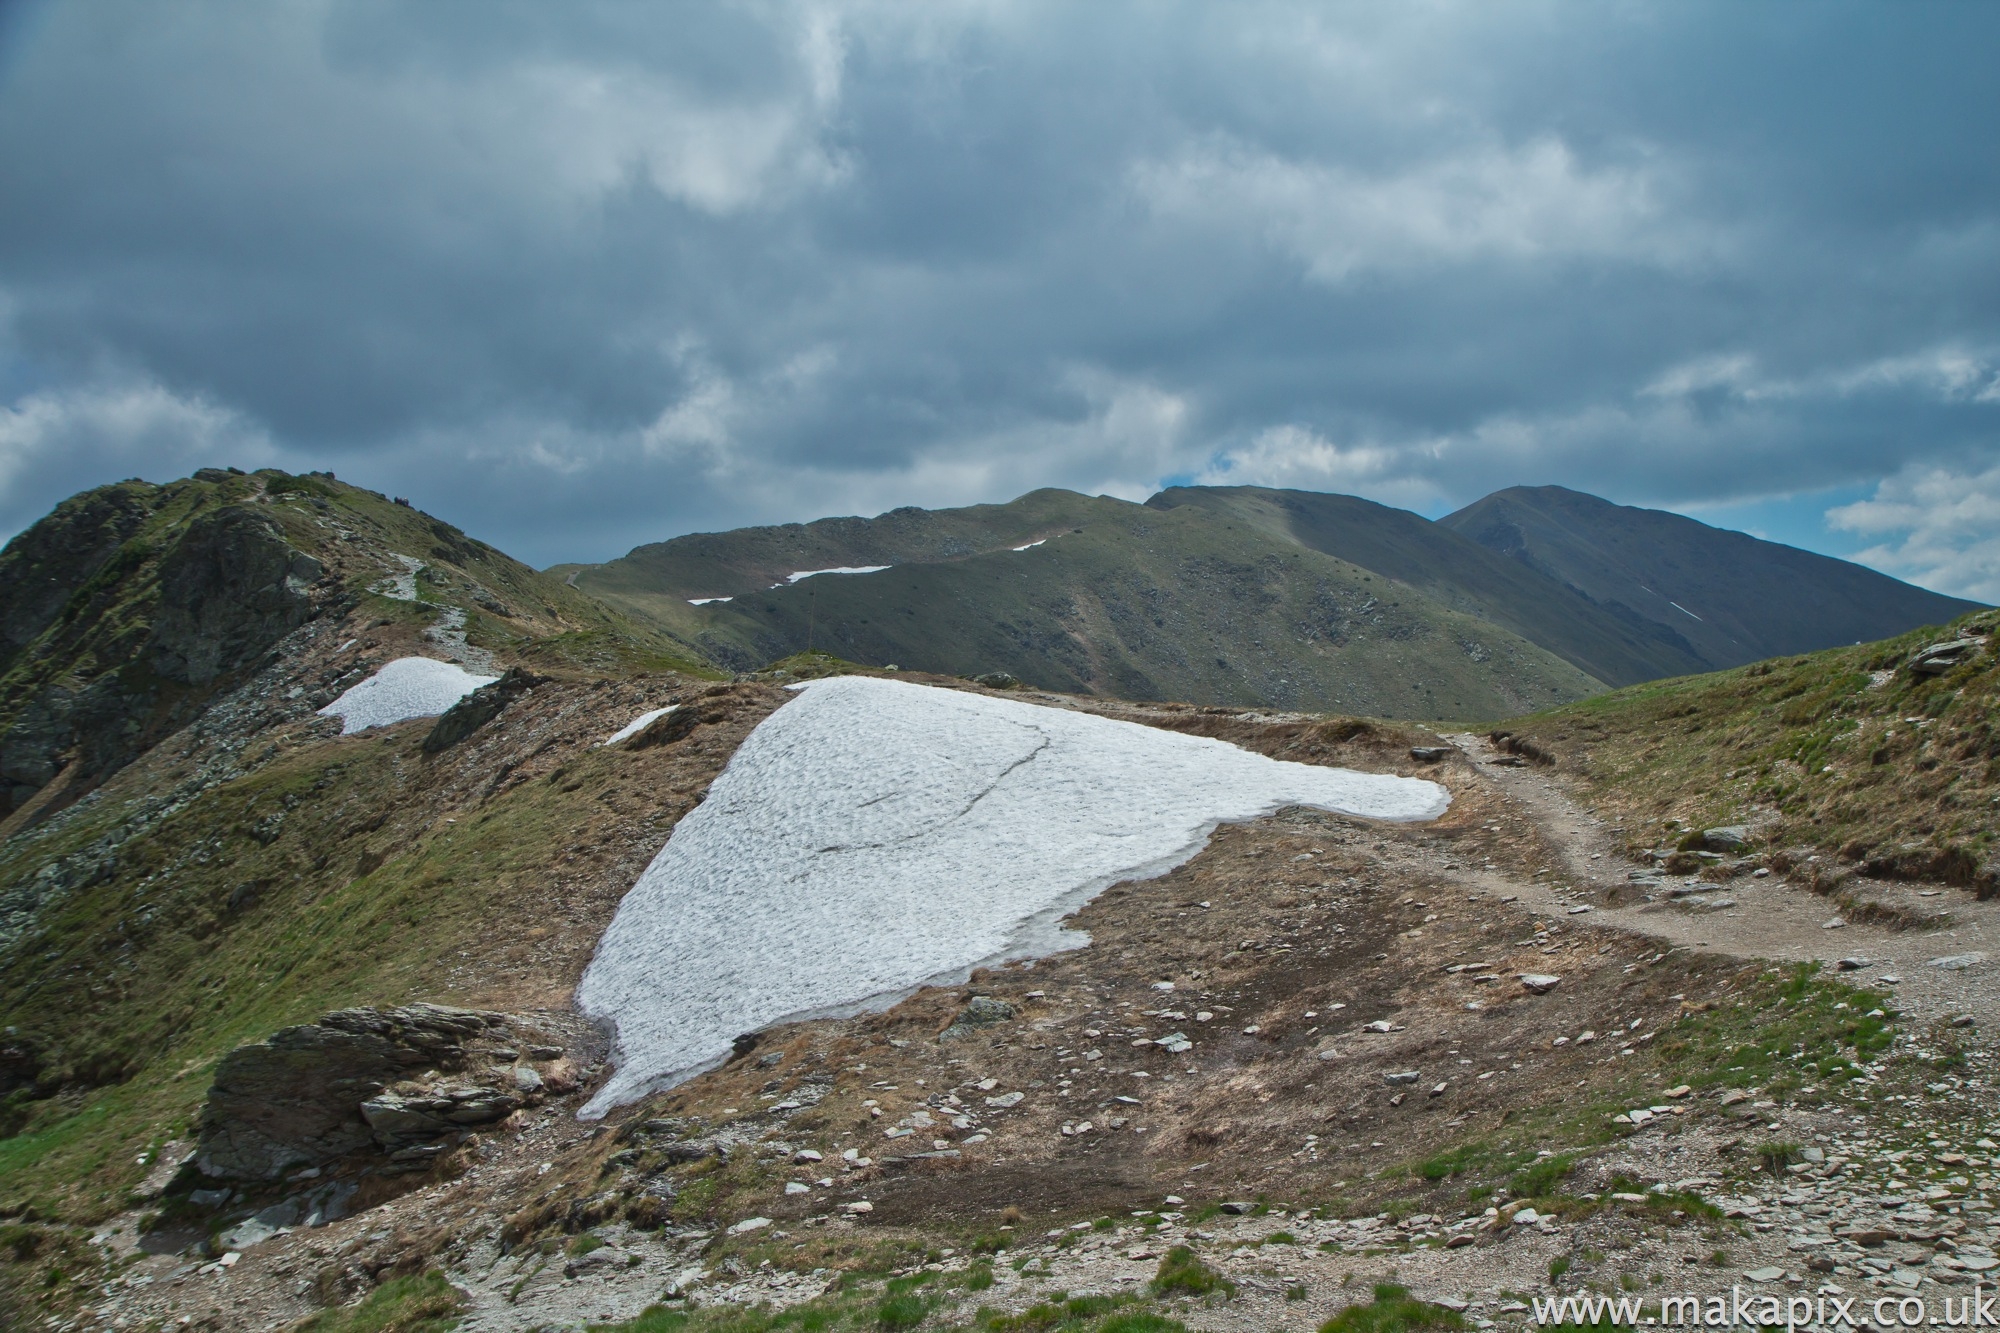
296 1270 463 1333
1148 1246 1235 1299
0 690 730 1217
1320 1284 1465 1333
585 487 1604 722
1352 960 1897 1223
1499 606 2000 887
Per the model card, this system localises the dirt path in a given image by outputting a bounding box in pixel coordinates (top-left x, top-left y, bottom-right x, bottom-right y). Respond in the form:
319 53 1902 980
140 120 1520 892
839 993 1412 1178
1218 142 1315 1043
1444 730 2000 1031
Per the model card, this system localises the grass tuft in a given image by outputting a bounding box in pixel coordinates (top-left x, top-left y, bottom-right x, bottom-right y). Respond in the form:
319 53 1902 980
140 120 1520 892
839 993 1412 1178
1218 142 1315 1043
297 1269 463 1333
1319 1283 1466 1333
1148 1246 1235 1299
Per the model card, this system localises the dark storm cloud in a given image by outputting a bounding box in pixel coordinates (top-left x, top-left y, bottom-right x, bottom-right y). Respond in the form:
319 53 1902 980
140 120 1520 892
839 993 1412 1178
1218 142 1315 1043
1 1 1997 593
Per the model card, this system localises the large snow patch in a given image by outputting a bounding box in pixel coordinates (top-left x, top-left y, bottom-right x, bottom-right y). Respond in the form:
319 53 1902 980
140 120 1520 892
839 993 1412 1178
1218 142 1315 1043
317 657 499 735
578 675 1448 1115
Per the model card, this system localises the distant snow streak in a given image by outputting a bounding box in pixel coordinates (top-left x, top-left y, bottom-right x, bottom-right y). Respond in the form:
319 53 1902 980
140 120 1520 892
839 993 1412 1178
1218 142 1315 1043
316 657 497 735
781 565 890 583
577 675 1448 1115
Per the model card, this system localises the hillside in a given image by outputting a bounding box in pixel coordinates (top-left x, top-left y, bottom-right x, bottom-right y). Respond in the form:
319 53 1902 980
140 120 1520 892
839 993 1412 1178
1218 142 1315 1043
1489 606 2000 894
1441 484 1982 670
675 494 1605 720
0 468 706 826
1145 486 1711 687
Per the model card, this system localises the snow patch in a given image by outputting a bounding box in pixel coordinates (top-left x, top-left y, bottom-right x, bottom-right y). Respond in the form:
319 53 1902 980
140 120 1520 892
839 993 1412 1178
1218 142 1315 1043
688 597 733 605
578 675 1448 1115
317 657 498 735
603 706 678 746
1011 539 1046 551
779 565 890 584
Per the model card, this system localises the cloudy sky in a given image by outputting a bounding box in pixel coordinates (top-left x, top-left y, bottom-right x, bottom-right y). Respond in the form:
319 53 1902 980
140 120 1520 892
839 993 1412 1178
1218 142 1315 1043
1 2 1997 595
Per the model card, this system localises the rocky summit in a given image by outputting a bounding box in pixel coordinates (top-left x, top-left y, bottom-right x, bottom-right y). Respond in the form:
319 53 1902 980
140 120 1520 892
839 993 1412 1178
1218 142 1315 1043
0 467 1998 1333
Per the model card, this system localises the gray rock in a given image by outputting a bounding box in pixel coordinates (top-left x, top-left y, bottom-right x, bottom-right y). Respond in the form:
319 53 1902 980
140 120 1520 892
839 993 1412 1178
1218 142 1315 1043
1836 958 1873 971
1519 973 1562 994
512 1065 545 1093
1409 747 1451 762
1929 954 1986 971
193 1003 512 1181
1219 1201 1256 1215
359 1092 456 1144
1908 639 1984 677
1700 826 1752 853
1384 1071 1421 1085
972 672 1021 689
422 667 545 753
940 996 1017 1042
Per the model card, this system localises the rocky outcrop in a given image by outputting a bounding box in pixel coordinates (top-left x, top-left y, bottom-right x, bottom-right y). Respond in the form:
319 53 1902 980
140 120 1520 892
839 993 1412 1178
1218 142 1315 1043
0 481 332 813
193 1004 529 1182
145 507 323 687
422 667 545 753
1907 637 1985 677
0 485 155 677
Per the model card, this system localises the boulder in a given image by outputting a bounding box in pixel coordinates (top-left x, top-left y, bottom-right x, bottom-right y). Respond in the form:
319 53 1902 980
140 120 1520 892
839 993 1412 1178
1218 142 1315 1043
973 672 1021 689
193 1004 514 1181
1408 747 1451 762
939 996 1017 1042
1698 826 1751 854
1908 638 1984 677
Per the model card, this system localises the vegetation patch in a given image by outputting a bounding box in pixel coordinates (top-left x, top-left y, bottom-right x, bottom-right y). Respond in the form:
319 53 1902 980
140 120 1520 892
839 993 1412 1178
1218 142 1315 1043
1319 1283 1466 1333
296 1269 463 1333
1148 1245 1235 1299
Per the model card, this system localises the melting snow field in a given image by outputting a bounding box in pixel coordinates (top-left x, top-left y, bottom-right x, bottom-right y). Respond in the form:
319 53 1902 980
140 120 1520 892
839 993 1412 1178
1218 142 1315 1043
602 705 678 746
577 675 1448 1115
317 657 498 735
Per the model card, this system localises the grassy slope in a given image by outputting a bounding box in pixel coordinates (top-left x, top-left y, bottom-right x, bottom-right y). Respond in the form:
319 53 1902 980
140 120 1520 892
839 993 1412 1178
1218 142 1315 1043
247 471 712 677
1146 485 1713 688
0 468 728 1216
558 488 1096 602
1442 485 1985 670
0 684 733 1216
1496 606 2000 878
0 469 710 803
690 498 1605 721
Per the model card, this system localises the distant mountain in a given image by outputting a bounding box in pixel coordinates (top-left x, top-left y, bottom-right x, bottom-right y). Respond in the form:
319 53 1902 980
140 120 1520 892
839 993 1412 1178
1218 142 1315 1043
1144 487 1713 687
561 482 1982 720
1439 485 1982 670
564 490 1608 719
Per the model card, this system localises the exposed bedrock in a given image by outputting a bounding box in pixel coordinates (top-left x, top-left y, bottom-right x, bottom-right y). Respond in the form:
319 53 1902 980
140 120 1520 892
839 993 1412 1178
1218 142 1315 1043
191 1004 535 1182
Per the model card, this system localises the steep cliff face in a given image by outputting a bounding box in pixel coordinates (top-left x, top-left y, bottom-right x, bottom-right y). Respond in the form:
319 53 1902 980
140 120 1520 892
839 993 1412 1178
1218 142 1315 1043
0 472 333 816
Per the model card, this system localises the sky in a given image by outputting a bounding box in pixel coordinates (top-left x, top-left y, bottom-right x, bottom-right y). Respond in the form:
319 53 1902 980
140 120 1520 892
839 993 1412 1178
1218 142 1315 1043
0 2 1997 597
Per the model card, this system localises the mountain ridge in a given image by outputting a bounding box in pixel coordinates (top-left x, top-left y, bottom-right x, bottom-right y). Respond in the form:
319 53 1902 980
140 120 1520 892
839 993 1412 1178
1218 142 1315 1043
1440 483 1979 668
559 481 1978 714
